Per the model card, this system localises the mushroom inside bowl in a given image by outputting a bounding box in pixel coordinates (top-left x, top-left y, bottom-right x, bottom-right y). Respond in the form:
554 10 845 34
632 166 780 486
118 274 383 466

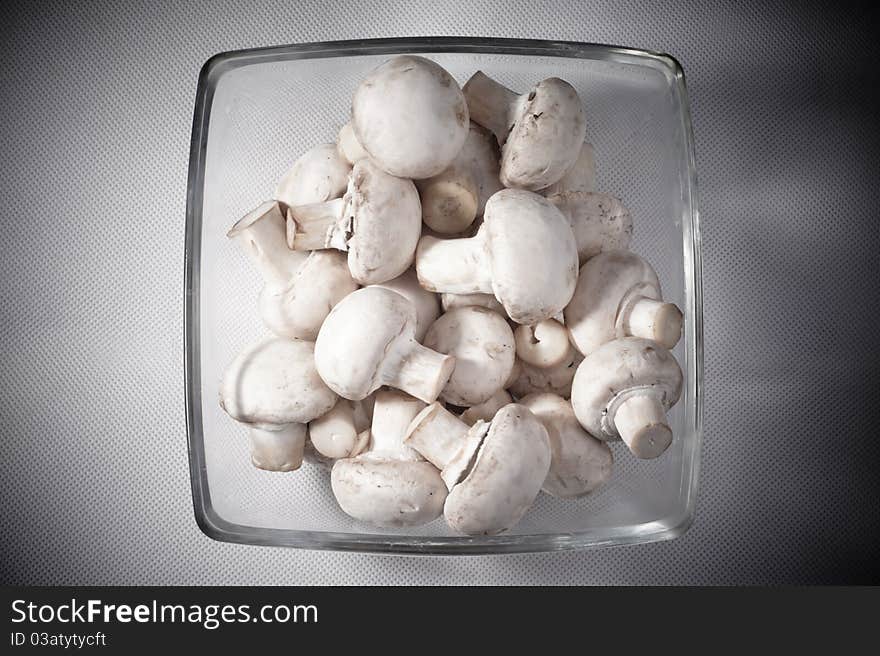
185 37 701 554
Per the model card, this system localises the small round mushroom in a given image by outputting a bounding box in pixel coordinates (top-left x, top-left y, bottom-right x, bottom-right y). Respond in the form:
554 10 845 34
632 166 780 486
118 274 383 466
308 397 373 460
507 349 583 400
416 189 578 324
415 122 503 234
541 141 596 197
519 393 613 498
460 389 512 426
571 337 683 459
274 143 351 207
331 391 446 527
286 159 421 285
463 71 586 190
514 318 570 369
440 292 506 315
228 203 358 340
423 306 515 406
352 55 469 179
405 403 551 535
565 251 684 355
314 287 455 403
219 337 337 471
336 122 368 165
547 192 633 264
372 267 440 342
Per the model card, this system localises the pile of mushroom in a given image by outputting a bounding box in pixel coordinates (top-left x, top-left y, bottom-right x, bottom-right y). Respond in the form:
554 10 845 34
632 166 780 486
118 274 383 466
219 55 685 536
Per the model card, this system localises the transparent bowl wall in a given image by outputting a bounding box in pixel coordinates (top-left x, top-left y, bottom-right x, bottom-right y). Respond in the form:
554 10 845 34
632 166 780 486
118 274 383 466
185 38 702 554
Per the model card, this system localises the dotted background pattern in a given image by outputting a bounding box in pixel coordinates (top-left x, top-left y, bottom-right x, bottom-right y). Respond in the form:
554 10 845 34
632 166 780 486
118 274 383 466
1 1 878 584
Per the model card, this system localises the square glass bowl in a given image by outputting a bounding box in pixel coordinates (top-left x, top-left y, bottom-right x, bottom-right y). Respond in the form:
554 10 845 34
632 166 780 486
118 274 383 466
185 37 702 554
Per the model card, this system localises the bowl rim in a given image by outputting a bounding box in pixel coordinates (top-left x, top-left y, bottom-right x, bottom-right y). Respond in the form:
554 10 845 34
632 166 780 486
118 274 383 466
184 36 703 555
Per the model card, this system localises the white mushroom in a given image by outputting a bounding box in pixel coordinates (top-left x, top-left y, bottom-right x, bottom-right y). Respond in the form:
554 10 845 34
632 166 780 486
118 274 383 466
440 292 506 315
219 337 337 471
352 55 469 179
565 251 683 355
416 189 578 324
405 403 551 535
415 122 503 234
314 287 455 403
228 203 358 340
513 319 570 369
460 389 512 426
547 192 633 264
308 398 373 460
274 143 351 207
331 391 446 527
541 141 596 196
423 306 515 406
571 337 683 459
336 122 368 165
286 159 421 284
507 349 583 400
519 393 613 498
463 71 586 190
372 267 440 342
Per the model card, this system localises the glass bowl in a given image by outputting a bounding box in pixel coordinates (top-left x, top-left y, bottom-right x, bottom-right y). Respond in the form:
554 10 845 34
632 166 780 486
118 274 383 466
185 37 702 554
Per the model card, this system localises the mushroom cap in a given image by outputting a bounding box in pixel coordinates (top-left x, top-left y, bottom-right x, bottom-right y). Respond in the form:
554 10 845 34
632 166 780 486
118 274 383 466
501 78 587 191
331 457 446 527
507 349 583 399
423 306 515 406
547 191 633 264
444 404 551 535
259 250 358 341
275 143 351 207
352 55 469 179
220 337 337 425
570 337 683 441
514 319 571 369
483 189 579 324
372 268 440 342
314 287 416 400
518 393 613 498
345 159 422 284
565 250 662 356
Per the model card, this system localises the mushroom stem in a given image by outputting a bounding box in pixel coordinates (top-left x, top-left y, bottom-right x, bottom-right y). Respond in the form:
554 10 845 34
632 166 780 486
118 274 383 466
247 423 307 472
415 166 479 234
613 395 672 459
382 344 456 404
286 198 348 251
369 391 425 457
416 234 492 294
404 403 488 489
228 201 303 287
462 71 518 145
337 122 368 165
622 296 684 350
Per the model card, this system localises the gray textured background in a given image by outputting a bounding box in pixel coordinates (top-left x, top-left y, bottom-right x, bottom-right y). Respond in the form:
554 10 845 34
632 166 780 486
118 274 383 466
1 1 878 584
